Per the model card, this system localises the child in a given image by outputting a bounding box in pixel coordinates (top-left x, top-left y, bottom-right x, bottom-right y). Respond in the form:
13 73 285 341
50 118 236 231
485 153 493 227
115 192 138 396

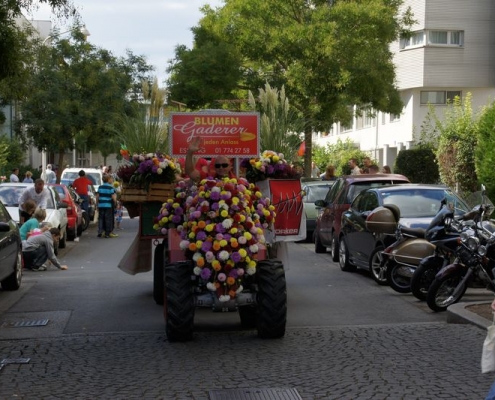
20 208 47 241
115 200 124 230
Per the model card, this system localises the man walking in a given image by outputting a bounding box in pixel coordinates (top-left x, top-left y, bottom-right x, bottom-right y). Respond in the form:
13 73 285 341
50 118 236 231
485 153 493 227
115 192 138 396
96 174 118 238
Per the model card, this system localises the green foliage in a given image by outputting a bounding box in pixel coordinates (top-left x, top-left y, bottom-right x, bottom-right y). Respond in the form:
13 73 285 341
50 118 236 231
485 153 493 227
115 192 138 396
312 139 373 176
0 136 26 176
435 93 478 194
475 100 495 201
247 83 304 163
394 148 439 183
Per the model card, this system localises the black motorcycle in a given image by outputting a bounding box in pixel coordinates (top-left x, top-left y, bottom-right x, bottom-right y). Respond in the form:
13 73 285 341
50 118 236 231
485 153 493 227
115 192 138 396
426 187 495 312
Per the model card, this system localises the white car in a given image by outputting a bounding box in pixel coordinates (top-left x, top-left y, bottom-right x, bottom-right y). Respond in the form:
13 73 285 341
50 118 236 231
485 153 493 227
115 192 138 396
0 183 69 249
60 167 103 190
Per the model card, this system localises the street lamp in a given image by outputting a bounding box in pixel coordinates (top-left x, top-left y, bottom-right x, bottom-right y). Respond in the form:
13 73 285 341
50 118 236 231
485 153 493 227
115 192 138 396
40 25 90 181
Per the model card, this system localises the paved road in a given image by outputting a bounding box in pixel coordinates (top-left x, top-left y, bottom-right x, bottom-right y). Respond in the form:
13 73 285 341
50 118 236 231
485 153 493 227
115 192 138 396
0 216 494 399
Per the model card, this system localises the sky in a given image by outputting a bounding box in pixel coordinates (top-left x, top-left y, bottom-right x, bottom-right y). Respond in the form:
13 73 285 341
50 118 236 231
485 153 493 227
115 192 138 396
27 0 224 83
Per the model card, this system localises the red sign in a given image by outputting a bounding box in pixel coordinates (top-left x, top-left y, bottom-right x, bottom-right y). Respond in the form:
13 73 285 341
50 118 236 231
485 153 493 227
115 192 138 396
169 112 260 158
268 179 304 237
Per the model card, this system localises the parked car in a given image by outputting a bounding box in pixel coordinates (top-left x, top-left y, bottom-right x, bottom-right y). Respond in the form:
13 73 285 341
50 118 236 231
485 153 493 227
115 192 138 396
48 184 84 240
0 200 22 291
60 167 103 190
301 178 335 241
0 183 69 249
339 184 470 279
314 174 410 260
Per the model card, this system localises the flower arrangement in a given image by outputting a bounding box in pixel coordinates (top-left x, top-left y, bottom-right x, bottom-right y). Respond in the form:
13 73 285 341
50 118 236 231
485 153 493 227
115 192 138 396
0 176 6 183
116 148 178 190
240 150 298 183
153 177 276 301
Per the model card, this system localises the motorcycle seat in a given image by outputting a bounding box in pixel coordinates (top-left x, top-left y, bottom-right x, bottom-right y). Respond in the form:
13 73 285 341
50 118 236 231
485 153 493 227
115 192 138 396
401 226 426 238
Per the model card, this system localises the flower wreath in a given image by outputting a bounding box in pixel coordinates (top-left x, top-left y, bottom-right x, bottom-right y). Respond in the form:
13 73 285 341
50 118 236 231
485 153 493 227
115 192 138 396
153 177 276 301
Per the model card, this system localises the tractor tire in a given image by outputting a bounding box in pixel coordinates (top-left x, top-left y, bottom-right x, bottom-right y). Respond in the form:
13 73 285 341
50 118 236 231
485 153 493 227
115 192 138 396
164 261 195 342
153 242 167 305
256 259 287 339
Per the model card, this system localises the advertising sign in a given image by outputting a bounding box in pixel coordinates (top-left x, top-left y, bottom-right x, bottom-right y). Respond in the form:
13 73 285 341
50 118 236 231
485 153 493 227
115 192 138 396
169 112 260 158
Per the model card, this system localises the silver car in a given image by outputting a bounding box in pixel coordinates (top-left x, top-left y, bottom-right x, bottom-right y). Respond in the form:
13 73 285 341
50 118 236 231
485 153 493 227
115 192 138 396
0 183 69 249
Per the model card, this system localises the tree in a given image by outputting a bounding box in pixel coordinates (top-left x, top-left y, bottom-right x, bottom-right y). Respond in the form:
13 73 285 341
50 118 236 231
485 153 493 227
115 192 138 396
475 100 495 201
16 31 153 180
436 93 478 195
167 0 413 176
313 138 371 175
247 83 303 162
0 0 77 83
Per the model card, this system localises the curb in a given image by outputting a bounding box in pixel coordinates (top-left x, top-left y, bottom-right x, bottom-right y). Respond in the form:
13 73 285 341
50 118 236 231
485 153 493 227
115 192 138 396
447 301 493 330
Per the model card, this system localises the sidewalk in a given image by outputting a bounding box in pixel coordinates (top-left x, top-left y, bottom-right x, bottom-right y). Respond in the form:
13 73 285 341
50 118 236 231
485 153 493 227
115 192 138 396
448 301 493 329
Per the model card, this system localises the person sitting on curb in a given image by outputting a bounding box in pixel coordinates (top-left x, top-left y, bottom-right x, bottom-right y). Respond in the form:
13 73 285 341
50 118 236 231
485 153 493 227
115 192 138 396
19 208 47 241
22 227 68 271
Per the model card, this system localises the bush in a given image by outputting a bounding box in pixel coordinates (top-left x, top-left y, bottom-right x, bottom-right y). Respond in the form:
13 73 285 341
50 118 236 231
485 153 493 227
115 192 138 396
476 101 495 201
394 148 439 183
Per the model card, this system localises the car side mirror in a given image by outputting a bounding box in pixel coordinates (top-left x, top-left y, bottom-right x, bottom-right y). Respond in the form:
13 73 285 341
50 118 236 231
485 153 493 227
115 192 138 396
57 202 68 209
314 200 326 208
0 222 10 232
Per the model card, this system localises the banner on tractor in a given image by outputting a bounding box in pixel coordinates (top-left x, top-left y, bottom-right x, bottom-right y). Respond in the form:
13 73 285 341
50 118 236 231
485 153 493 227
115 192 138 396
169 112 260 158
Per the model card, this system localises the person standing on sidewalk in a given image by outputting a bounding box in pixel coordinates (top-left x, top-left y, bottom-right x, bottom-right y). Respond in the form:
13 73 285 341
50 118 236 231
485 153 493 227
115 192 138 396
96 174 118 238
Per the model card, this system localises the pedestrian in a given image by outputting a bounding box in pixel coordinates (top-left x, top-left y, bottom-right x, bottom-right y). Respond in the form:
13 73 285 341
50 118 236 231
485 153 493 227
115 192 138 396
20 207 46 241
348 158 361 175
362 157 372 173
9 168 19 182
368 165 380 174
71 170 93 214
22 227 68 271
382 165 392 174
114 200 124 230
96 174 118 238
45 164 57 184
185 136 236 181
23 171 34 183
320 164 337 181
18 179 51 224
311 162 320 178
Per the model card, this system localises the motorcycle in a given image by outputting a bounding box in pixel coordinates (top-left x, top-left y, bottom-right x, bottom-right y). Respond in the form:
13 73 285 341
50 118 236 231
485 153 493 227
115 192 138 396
382 196 474 294
410 201 472 300
426 186 495 312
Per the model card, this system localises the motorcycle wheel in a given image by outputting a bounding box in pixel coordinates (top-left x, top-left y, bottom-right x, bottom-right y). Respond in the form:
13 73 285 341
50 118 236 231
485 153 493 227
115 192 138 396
426 270 468 312
369 246 388 285
386 262 412 293
410 258 443 301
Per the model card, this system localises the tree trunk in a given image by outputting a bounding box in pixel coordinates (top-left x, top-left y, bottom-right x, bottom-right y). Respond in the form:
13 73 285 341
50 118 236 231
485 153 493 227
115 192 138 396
304 127 312 178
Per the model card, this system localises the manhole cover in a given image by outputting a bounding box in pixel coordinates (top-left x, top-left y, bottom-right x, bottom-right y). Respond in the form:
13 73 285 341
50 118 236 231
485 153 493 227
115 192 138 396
209 388 302 400
1 319 49 328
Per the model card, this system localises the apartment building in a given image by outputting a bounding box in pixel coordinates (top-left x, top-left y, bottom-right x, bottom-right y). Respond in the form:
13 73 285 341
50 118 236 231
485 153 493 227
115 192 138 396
314 0 495 169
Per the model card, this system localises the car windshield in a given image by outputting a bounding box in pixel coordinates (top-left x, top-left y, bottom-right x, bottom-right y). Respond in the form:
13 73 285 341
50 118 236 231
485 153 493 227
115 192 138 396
304 185 332 203
379 188 469 218
0 185 55 209
347 181 407 204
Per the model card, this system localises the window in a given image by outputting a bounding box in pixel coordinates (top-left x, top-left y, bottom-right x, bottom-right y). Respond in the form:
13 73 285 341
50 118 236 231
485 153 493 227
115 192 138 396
420 91 462 105
400 30 463 49
390 113 400 122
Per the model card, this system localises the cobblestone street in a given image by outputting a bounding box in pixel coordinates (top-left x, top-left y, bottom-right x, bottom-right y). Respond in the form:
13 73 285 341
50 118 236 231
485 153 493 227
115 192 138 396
0 322 493 399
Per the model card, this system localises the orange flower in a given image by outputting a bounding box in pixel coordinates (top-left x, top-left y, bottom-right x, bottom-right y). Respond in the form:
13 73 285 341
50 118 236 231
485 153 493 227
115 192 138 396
228 290 236 298
198 220 206 229
226 276 235 285
188 243 197 251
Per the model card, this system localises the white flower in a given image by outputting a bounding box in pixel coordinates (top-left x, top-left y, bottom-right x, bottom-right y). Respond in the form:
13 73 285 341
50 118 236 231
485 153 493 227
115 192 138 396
218 250 230 261
246 266 256 275
219 295 231 302
222 219 233 229
193 266 201 276
146 153 154 158
192 252 202 262
156 168 163 175
249 244 259 253
206 282 217 291
179 240 190 250
211 186 221 193
238 236 247 245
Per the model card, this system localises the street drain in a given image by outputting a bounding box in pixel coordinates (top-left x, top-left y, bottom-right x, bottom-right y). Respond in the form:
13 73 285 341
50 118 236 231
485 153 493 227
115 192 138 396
208 388 302 400
1 319 49 328
0 358 30 371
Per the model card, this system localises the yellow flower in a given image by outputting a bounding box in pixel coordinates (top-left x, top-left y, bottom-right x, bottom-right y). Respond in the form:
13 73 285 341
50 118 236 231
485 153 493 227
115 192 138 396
238 248 247 258
219 239 228 247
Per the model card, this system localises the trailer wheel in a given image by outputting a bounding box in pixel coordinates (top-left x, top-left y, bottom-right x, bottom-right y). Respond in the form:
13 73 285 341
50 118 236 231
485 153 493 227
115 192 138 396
153 242 167 305
164 261 195 342
256 259 287 339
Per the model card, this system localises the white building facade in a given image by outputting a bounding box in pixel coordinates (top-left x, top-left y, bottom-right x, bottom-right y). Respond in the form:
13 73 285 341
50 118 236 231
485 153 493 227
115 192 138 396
313 0 495 170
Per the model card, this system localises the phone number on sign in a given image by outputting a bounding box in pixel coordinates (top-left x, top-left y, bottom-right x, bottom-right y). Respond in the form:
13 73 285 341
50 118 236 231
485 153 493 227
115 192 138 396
177 148 253 154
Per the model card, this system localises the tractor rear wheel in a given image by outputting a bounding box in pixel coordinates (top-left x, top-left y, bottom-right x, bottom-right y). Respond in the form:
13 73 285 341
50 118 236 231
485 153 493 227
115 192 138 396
256 259 287 339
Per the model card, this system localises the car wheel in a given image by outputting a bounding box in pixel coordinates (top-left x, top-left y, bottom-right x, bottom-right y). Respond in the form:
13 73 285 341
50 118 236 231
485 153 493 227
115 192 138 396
1 250 22 291
330 235 339 262
58 228 67 249
339 237 356 272
314 232 326 253
369 246 387 285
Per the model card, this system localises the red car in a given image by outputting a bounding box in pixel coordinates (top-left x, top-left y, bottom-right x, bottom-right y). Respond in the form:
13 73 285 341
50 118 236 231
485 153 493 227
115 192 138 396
49 184 84 240
313 174 410 261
